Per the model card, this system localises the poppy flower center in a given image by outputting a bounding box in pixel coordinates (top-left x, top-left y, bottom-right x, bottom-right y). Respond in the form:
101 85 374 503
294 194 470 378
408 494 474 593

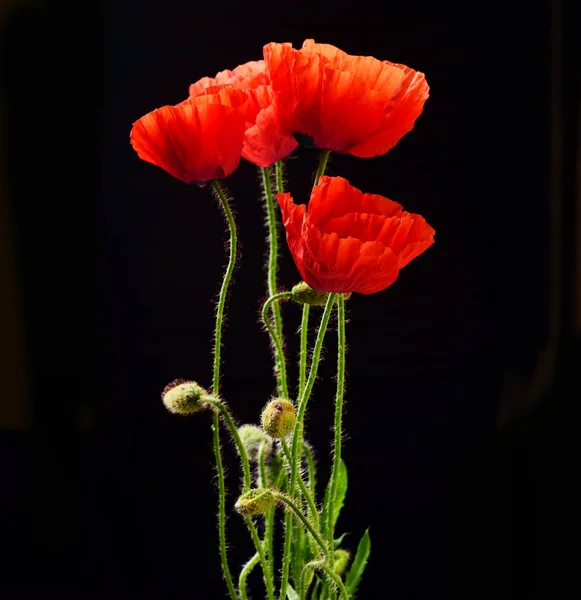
292 132 318 149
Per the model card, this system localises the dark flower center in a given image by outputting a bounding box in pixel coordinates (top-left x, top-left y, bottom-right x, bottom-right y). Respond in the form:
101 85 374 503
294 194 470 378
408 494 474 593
292 132 318 148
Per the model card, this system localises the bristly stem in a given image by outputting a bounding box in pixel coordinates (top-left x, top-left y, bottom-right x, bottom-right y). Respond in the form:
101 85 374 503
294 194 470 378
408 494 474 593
326 294 346 542
282 440 319 529
299 304 310 395
261 292 293 399
259 443 275 593
238 552 260 600
244 515 275 600
274 492 330 561
209 180 239 600
302 441 316 497
280 293 336 600
275 160 285 194
210 180 237 396
322 564 350 600
261 166 286 396
314 150 331 186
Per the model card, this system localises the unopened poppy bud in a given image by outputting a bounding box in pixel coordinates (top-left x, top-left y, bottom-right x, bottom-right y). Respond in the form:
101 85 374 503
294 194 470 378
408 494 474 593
261 398 296 439
238 424 271 463
235 488 275 516
333 549 351 575
162 379 211 415
291 281 330 306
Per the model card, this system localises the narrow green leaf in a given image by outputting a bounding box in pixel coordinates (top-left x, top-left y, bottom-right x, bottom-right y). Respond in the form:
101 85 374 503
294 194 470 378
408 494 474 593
286 584 300 600
332 459 348 529
345 529 371 597
334 532 349 549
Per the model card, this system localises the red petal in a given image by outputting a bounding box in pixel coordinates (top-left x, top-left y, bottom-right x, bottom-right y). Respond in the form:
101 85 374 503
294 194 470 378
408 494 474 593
130 87 247 184
346 65 429 157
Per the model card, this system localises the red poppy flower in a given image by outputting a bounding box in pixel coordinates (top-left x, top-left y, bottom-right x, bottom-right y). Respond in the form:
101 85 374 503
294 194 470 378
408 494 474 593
130 85 248 185
277 176 435 294
189 60 298 167
263 39 429 157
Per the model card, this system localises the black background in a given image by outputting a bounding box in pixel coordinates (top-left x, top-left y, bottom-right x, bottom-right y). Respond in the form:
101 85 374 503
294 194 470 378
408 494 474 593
1 0 579 598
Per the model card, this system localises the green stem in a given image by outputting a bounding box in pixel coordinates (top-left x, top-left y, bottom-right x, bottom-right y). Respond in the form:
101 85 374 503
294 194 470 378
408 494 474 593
261 292 293 399
211 416 239 600
280 294 336 600
209 180 239 600
274 493 330 561
210 180 237 396
244 515 275 600
261 166 286 396
282 440 319 529
204 398 251 491
259 444 275 591
314 150 331 186
302 441 316 498
275 160 285 194
301 559 326 598
298 304 310 395
322 565 350 600
326 295 346 542
238 552 260 600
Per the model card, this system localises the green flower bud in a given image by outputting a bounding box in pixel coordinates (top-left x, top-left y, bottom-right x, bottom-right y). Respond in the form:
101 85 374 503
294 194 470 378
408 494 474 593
291 281 330 306
261 398 296 439
333 549 351 575
235 488 275 516
161 379 210 415
238 424 272 463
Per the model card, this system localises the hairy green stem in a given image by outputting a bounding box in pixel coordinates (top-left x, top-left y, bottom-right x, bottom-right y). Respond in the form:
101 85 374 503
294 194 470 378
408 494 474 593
280 294 336 600
302 441 316 498
282 440 319 528
259 444 275 591
261 166 286 396
244 515 275 600
322 565 350 600
275 160 285 194
298 304 310 395
261 292 293 399
238 552 260 600
274 493 330 561
326 295 346 542
314 150 331 186
209 180 239 600
204 398 251 491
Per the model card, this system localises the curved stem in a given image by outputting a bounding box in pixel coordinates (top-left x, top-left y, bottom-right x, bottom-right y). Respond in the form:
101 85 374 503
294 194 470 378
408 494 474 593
274 493 330 561
261 166 286 396
261 292 293 399
314 150 331 186
238 552 260 600
322 565 350 600
326 295 346 542
298 304 310 395
244 516 275 600
280 294 336 599
204 398 251 491
301 559 326 598
209 180 239 600
210 180 237 396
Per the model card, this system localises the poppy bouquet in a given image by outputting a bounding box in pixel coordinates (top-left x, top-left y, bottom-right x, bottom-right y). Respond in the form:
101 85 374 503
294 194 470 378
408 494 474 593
130 40 435 600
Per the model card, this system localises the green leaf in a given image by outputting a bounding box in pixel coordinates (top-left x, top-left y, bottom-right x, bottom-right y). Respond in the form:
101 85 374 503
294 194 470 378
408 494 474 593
334 532 349 549
345 529 371 597
332 459 348 529
286 584 300 600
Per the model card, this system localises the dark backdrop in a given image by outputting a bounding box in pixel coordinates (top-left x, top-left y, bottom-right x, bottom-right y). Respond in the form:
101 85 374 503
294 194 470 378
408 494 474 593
1 1 579 598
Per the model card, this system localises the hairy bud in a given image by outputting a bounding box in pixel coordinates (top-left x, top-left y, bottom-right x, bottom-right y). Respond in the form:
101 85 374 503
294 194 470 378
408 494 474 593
238 424 272 463
162 379 211 415
291 281 331 306
333 549 351 575
235 488 275 516
261 398 296 439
